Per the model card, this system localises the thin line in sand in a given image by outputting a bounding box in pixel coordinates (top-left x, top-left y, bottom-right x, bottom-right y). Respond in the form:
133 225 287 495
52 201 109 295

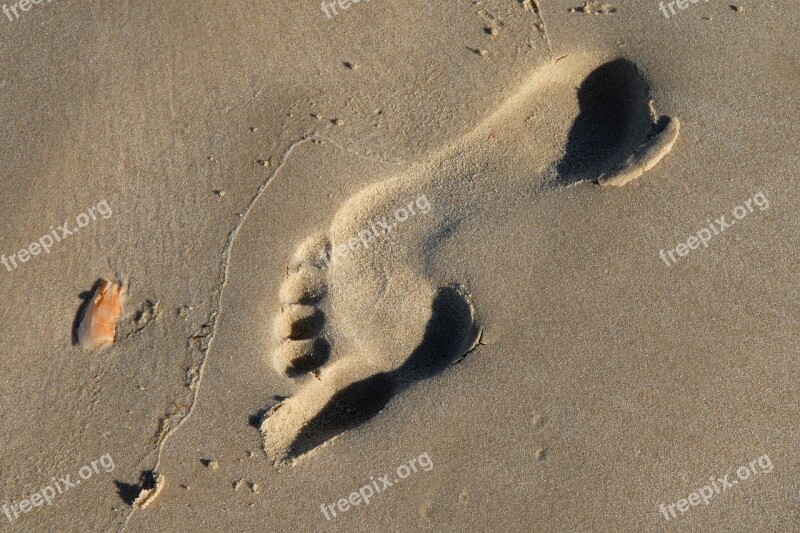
531 0 554 59
119 135 311 530
119 130 407 531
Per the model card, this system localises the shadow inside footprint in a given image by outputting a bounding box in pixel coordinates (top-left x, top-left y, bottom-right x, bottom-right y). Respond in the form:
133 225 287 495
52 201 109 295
286 286 478 459
391 285 478 384
555 58 655 186
285 338 331 378
287 373 396 459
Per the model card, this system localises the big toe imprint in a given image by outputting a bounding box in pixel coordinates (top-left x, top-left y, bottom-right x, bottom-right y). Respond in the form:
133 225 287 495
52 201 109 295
261 286 480 465
556 57 680 187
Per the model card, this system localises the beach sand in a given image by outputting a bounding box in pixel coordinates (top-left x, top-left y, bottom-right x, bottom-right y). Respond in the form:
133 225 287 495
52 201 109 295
0 1 797 531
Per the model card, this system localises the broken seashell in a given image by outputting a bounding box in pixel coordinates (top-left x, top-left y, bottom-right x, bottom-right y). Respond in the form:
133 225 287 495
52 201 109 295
77 279 124 349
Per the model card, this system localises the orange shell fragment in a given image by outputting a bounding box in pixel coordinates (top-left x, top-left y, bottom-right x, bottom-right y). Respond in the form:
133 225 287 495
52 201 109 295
77 279 124 349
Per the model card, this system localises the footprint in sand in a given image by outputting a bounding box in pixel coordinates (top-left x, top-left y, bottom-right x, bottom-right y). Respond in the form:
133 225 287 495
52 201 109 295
261 53 680 465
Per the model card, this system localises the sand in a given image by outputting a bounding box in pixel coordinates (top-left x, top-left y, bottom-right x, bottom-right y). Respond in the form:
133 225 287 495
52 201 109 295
0 0 797 531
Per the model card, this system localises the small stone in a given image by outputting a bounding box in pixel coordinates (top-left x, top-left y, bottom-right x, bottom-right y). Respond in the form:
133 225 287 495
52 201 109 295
233 479 243 490
419 502 432 518
249 482 260 494
332 118 343 126
572 1 616 14
343 61 358 70
202 459 219 470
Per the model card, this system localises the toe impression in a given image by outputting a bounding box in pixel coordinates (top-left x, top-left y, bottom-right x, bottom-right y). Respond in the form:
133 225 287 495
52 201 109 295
598 115 680 187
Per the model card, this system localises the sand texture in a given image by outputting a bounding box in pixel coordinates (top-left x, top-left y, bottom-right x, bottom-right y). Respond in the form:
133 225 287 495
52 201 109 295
0 1 797 532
